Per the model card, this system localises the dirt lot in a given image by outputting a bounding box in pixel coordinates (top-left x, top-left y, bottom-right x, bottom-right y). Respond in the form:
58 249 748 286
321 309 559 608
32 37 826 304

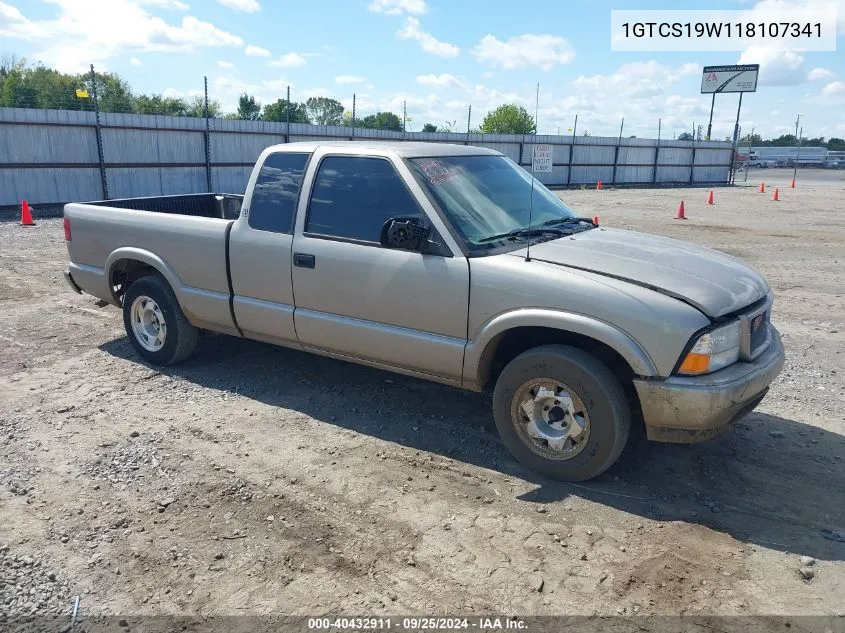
1 173 844 621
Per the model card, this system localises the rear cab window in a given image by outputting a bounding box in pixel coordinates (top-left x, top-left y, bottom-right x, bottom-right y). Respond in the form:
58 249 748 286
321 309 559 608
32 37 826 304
248 152 310 233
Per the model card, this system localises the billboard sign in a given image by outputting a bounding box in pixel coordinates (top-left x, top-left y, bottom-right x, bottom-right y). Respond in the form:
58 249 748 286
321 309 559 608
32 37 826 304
701 64 759 93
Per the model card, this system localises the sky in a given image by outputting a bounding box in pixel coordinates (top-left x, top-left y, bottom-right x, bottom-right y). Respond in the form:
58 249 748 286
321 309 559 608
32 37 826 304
1 0 844 140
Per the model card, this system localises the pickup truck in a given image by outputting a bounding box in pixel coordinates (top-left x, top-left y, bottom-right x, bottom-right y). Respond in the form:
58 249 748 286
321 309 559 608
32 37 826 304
63 141 785 481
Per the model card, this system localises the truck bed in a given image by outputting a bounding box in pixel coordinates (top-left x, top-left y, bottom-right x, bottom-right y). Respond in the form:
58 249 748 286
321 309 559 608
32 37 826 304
79 193 244 219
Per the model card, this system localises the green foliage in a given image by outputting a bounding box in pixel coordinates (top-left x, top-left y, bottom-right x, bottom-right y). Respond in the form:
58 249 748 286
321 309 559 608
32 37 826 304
359 111 402 131
262 98 309 123
134 94 189 116
305 97 344 126
677 132 695 141
236 93 261 120
828 137 845 151
479 104 536 135
421 123 438 133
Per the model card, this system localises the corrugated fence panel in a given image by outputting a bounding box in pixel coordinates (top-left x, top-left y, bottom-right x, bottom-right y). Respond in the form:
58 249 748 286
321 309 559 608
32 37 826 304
0 107 734 206
0 123 99 164
1 168 102 203
212 166 253 194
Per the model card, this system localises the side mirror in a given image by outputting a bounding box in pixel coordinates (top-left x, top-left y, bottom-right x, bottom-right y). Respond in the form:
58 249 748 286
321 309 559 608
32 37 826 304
380 217 431 251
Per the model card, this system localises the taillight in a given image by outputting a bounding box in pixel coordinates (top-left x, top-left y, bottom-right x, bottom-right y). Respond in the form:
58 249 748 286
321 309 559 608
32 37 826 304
63 217 72 241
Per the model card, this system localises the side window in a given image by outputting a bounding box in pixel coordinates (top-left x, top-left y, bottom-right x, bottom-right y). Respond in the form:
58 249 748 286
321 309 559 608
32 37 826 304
248 152 310 233
306 156 423 242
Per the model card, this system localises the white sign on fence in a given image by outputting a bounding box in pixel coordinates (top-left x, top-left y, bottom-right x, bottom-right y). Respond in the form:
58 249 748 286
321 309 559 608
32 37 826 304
533 144 552 173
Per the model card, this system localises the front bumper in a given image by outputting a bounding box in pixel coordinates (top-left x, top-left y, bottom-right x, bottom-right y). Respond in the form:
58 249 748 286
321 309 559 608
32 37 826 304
633 324 785 443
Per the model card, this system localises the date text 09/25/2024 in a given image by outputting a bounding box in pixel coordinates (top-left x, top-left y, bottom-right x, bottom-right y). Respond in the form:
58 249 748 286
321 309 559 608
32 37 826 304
307 617 528 630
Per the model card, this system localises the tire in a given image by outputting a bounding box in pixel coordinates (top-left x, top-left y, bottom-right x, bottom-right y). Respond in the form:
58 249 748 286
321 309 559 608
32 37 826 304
122 275 198 366
492 344 630 482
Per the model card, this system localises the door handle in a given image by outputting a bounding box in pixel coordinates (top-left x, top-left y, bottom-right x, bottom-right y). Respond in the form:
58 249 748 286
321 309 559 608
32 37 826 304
293 252 316 269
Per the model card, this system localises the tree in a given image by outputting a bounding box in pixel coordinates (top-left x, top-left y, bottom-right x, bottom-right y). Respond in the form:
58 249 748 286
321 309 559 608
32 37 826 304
82 70 134 113
421 123 438 132
677 132 694 141
236 93 261 120
305 97 344 126
134 94 188 116
359 111 402 131
740 133 763 145
479 104 535 135
828 137 845 151
262 98 309 123
183 95 221 118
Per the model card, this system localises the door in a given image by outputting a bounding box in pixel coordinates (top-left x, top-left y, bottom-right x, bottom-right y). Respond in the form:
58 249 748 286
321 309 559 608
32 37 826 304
291 153 469 381
228 150 311 346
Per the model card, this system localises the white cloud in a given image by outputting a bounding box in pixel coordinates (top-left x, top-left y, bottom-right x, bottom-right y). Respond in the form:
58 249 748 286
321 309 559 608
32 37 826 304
808 67 835 81
211 74 292 111
0 0 244 73
368 0 427 15
738 47 805 86
216 0 260 12
217 60 234 68
129 56 142 66
335 75 367 85
269 52 307 68
140 0 189 9
822 81 845 96
472 33 574 71
397 17 459 58
244 44 271 57
416 73 464 89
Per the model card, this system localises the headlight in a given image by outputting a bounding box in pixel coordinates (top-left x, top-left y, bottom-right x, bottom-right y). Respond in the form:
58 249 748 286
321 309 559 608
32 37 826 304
677 321 741 375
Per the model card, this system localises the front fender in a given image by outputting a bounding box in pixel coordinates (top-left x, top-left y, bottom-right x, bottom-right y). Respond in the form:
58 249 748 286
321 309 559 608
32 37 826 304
462 308 658 390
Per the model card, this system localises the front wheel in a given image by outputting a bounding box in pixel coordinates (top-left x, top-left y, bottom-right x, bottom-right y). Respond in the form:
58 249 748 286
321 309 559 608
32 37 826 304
122 275 198 366
492 344 630 482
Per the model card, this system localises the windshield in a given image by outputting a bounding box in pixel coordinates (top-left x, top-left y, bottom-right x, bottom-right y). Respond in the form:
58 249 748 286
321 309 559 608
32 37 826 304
408 155 580 254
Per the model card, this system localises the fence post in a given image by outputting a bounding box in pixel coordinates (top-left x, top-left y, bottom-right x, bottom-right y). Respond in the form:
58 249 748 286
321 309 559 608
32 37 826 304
203 76 212 193
652 117 660 185
89 64 109 200
566 114 577 186
285 85 291 143
611 117 623 186
351 93 356 141
689 145 697 185
465 105 471 145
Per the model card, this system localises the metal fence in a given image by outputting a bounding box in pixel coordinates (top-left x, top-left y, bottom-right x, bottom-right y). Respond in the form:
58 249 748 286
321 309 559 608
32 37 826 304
0 104 734 209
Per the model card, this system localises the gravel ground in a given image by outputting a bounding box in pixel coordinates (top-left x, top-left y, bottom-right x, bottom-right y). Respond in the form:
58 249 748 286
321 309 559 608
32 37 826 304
0 178 844 621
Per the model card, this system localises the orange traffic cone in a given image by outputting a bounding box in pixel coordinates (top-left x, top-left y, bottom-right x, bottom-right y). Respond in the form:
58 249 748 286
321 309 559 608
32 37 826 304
593 215 599 226
706 190 714 205
759 181 765 193
20 200 35 226
675 201 687 220
790 179 796 188
596 180 603 191
772 187 780 201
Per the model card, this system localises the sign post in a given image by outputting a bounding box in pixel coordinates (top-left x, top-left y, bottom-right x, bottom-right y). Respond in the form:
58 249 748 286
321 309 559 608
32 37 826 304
701 64 759 181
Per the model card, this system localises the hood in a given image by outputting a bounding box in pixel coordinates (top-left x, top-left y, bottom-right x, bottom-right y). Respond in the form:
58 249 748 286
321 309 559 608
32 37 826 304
510 228 769 318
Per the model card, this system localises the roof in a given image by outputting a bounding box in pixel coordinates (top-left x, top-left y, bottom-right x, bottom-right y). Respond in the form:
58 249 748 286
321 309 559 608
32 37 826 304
264 140 502 158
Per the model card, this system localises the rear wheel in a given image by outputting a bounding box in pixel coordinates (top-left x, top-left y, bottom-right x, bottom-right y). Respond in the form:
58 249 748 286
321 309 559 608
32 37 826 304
122 275 198 366
492 344 630 482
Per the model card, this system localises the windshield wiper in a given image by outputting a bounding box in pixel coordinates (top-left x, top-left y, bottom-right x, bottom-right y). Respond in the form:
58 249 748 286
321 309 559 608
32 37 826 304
477 227 569 244
542 216 598 228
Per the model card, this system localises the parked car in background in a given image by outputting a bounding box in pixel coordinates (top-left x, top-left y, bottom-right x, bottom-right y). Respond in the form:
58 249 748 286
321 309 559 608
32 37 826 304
62 141 785 482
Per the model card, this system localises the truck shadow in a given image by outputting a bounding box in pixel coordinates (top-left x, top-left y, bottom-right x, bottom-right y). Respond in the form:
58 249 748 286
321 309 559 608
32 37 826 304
100 333 845 561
